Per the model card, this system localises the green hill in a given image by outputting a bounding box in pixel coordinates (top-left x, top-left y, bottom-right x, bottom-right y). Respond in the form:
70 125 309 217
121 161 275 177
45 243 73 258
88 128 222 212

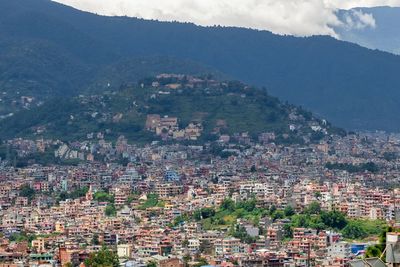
0 75 341 144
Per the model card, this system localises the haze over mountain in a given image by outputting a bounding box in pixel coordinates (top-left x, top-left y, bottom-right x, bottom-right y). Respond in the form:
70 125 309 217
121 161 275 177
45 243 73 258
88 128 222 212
1 0 400 131
336 7 400 55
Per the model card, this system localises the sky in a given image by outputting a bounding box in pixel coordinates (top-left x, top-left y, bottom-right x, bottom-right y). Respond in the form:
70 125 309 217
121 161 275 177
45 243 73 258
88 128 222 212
52 0 400 37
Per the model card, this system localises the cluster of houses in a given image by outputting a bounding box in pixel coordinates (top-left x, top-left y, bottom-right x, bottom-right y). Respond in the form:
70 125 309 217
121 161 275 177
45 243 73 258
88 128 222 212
145 115 203 141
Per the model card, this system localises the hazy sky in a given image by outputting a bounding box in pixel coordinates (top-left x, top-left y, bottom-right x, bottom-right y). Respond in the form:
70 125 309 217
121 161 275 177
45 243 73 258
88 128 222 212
52 0 400 36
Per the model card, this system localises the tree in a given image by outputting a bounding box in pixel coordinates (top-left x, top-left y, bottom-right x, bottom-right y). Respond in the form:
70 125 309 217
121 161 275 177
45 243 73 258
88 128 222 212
284 206 295 217
283 224 293 239
94 192 115 203
304 201 321 215
272 210 285 221
84 247 119 267
269 205 277 215
9 232 36 243
172 215 189 227
342 222 368 240
220 198 235 212
146 261 157 267
250 165 257 173
383 152 398 161
105 204 117 217
140 194 160 209
194 208 215 221
320 210 347 229
91 233 100 245
292 215 307 228
19 184 36 201
237 199 257 212
58 187 89 203
363 162 379 173
365 245 382 258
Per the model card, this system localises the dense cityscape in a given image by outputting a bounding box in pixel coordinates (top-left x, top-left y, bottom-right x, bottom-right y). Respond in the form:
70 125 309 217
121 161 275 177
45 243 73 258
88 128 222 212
1 125 400 266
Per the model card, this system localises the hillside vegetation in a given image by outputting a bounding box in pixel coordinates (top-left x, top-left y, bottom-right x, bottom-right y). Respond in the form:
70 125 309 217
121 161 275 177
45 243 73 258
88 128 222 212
0 75 340 143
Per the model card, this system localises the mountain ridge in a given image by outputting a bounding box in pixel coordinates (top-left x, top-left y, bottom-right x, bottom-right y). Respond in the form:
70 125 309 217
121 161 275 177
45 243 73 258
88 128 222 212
1 0 400 131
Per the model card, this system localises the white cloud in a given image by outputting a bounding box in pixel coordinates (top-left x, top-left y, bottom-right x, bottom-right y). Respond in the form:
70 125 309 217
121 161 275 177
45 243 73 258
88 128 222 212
52 0 400 36
342 10 376 30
